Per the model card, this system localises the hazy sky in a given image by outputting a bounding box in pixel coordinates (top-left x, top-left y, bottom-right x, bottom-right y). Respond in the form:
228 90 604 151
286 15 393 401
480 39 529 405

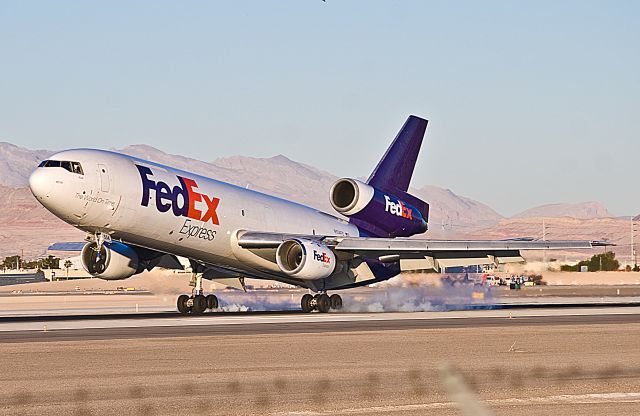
1 1 638 216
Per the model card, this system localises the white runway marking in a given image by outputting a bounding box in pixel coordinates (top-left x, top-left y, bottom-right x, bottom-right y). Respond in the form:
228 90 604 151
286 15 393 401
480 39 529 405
1 306 640 333
281 392 640 414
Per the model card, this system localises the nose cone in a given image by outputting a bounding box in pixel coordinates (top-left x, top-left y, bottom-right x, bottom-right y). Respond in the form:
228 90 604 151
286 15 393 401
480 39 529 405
29 168 52 201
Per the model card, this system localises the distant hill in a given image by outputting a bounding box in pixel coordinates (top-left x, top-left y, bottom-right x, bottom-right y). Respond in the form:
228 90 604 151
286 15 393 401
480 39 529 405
0 142 54 187
513 202 612 219
460 216 629 261
412 185 503 227
0 185 83 259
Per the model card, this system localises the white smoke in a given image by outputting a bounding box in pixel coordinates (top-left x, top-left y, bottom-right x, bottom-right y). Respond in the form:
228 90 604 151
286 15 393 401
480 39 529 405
211 283 495 313
334 272 500 313
340 286 483 313
216 291 299 312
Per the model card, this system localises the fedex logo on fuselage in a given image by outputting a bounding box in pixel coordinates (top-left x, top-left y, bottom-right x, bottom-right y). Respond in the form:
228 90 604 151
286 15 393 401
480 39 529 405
313 250 331 264
136 165 220 225
384 195 413 220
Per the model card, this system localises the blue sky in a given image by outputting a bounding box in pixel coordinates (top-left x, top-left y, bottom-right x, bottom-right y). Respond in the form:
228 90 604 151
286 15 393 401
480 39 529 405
1 1 638 216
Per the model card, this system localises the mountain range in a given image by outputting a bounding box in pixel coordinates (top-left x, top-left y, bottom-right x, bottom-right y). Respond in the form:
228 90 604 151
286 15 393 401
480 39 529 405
0 142 618 221
0 141 633 261
514 202 612 219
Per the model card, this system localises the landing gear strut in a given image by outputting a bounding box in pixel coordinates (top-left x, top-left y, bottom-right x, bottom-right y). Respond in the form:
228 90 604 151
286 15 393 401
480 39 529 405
176 270 219 315
301 293 343 313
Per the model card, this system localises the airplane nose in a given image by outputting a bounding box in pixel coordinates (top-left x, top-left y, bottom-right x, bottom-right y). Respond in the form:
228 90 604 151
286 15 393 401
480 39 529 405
29 168 51 200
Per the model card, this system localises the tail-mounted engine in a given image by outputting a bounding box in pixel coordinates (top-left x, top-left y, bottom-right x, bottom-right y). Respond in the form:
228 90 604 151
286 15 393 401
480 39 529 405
330 178 429 238
276 239 336 280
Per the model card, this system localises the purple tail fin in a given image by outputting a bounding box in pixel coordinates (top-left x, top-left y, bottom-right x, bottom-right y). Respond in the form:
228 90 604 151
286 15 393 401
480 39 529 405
367 115 428 193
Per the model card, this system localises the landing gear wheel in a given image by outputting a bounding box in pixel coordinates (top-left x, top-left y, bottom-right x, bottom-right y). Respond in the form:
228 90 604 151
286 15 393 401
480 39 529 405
192 295 207 315
177 294 191 314
301 294 314 313
206 294 218 310
317 294 331 313
330 294 343 310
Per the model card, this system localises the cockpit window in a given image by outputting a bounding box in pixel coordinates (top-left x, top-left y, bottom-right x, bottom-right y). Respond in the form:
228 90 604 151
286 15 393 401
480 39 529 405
71 162 83 175
39 160 84 175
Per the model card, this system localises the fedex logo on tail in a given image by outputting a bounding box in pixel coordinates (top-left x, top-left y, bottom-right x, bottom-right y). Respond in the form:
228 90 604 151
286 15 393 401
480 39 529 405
136 165 220 225
384 195 413 220
313 250 331 264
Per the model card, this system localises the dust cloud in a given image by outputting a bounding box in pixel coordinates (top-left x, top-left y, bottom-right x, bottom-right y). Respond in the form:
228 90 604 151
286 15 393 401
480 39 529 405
210 284 494 313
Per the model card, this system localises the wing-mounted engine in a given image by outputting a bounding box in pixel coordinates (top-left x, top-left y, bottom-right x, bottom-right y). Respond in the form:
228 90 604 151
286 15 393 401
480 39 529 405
81 241 142 280
276 239 336 280
80 241 183 280
330 178 429 238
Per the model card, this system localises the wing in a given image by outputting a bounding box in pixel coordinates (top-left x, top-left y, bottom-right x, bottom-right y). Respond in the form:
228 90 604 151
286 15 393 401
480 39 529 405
237 231 607 271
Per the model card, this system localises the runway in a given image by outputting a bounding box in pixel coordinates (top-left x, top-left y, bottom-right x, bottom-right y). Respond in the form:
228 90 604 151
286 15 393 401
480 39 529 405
2 289 640 415
2 306 640 343
2 306 640 415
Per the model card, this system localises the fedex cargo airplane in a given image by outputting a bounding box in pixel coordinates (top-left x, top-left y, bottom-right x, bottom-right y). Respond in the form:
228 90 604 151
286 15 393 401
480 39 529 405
29 116 600 314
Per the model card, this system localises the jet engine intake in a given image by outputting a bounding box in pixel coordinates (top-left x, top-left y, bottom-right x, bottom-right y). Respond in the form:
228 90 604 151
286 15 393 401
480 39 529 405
330 178 375 216
276 239 336 280
80 241 142 280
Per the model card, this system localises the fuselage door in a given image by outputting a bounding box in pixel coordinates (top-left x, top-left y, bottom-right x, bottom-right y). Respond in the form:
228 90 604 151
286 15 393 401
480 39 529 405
98 164 110 193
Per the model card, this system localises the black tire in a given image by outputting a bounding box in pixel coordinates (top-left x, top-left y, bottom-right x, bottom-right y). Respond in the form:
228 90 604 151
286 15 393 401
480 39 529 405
192 295 207 315
177 294 191 314
330 294 343 310
301 294 313 313
206 294 218 310
317 294 331 313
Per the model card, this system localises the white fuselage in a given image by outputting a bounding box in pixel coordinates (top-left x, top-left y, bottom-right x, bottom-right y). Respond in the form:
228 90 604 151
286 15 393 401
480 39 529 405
29 149 359 276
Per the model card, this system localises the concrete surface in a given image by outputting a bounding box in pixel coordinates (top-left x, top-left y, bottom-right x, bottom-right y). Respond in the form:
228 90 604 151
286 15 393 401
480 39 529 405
2 285 640 318
1 285 639 415
1 313 640 415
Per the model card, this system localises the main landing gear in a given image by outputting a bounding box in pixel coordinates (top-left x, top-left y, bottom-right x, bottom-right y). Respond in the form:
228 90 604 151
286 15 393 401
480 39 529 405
177 293 219 315
301 293 343 313
176 270 219 315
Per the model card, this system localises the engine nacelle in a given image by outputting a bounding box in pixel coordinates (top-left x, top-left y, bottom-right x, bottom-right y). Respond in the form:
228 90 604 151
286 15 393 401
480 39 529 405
330 178 375 216
81 241 142 280
276 239 336 280
329 178 429 238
